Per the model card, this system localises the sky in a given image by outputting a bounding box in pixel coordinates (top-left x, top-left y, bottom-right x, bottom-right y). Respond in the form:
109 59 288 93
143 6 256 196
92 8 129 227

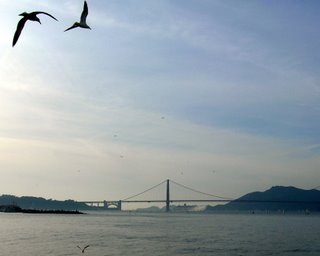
0 0 320 207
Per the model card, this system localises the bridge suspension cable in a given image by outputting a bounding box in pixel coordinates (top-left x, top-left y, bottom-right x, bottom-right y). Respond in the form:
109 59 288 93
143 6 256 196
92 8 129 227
122 180 167 201
170 179 234 200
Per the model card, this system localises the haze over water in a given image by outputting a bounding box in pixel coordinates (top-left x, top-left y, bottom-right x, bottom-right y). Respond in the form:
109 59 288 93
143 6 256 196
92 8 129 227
1 212 320 256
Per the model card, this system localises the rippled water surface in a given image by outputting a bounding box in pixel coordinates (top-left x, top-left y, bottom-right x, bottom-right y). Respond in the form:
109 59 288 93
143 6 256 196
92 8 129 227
1 212 320 255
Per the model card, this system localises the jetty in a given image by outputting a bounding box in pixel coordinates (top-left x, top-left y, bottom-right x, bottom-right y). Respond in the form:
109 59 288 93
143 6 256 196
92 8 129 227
0 205 83 214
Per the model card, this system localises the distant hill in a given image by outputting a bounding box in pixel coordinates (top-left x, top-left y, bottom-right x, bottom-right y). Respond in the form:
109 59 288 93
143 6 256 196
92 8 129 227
135 206 164 212
206 186 320 212
135 205 201 213
0 194 92 211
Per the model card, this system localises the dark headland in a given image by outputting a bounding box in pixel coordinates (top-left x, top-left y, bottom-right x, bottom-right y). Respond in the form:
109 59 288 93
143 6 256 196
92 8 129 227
0 195 91 212
206 186 320 213
0 195 87 214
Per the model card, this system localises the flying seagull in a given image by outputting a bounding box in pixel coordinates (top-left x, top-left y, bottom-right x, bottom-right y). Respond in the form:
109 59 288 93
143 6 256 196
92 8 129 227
65 1 91 32
77 245 90 253
12 11 58 47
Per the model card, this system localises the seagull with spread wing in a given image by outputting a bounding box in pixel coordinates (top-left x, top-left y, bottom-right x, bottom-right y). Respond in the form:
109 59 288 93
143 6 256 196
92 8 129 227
12 11 58 47
65 1 91 32
77 245 90 253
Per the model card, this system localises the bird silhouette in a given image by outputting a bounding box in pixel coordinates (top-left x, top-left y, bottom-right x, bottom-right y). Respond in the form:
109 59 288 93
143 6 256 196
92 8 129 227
65 1 91 32
12 11 58 47
77 245 90 253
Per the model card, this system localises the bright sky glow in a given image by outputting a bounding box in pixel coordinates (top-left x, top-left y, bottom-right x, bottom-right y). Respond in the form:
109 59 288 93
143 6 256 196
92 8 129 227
0 0 319 204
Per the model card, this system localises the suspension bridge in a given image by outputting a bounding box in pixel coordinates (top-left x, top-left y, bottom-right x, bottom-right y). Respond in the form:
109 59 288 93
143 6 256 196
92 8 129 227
80 179 234 212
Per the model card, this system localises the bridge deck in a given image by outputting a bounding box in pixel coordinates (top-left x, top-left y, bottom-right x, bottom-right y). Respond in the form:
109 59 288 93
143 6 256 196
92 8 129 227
81 199 320 204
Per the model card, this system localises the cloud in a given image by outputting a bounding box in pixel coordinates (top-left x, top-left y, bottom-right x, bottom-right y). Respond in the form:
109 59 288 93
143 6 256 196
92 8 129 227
0 0 319 202
0 91 319 200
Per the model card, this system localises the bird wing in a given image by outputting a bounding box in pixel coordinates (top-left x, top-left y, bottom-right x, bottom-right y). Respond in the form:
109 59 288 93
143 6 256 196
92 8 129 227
83 245 90 251
33 11 58 21
80 1 89 23
64 23 78 32
12 17 27 47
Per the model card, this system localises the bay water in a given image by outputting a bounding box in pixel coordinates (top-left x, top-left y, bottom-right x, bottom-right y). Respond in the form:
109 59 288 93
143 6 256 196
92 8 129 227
1 212 319 256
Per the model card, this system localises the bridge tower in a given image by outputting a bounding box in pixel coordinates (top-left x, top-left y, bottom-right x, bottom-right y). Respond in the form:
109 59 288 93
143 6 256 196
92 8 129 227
166 179 170 212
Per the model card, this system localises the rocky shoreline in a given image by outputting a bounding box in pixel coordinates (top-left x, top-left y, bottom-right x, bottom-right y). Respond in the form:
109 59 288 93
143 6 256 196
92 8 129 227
0 205 83 214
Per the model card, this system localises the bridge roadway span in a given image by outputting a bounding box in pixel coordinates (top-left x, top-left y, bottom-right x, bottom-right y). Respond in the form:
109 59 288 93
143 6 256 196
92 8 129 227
80 199 234 211
80 199 320 211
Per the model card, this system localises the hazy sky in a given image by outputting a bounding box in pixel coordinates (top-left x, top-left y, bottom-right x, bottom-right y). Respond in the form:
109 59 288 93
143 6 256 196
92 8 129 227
0 0 319 206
